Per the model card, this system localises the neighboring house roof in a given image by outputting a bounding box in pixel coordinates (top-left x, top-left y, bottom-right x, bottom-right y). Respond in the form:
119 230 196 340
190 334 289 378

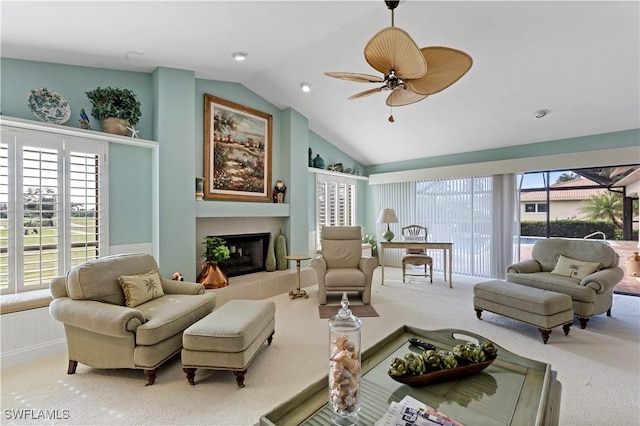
521 177 608 201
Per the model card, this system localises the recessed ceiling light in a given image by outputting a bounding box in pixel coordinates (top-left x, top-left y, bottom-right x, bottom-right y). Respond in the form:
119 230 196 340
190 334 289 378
231 51 248 61
300 83 313 93
534 109 550 118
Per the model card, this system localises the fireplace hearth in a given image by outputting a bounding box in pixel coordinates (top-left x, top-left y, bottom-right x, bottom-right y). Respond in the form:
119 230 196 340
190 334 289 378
213 233 270 277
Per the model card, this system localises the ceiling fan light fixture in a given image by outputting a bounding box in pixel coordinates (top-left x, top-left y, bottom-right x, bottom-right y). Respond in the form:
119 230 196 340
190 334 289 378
231 51 248 61
324 0 473 118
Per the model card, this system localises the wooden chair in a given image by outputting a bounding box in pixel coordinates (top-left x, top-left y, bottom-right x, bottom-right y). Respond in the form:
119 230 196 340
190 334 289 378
401 225 433 283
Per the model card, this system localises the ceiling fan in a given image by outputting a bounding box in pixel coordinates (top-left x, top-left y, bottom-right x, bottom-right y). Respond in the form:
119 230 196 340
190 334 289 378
325 0 472 120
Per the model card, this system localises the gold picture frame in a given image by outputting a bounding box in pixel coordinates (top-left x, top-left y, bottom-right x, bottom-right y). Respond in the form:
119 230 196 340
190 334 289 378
204 94 272 202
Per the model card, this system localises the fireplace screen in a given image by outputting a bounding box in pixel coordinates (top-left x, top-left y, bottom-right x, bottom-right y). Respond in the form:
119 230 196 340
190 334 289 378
213 233 270 277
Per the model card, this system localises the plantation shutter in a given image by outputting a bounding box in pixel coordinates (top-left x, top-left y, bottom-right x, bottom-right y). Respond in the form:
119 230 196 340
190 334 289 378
315 173 357 247
1 128 107 295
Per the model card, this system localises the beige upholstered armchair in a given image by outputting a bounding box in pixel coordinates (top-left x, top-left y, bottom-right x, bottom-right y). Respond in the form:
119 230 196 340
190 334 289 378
49 253 216 385
507 238 624 328
311 226 378 305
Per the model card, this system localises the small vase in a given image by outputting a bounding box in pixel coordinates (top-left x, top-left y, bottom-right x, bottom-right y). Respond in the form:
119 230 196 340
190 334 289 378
195 177 205 200
627 252 640 277
198 261 228 289
313 154 325 169
101 117 129 136
266 234 277 272
275 229 288 270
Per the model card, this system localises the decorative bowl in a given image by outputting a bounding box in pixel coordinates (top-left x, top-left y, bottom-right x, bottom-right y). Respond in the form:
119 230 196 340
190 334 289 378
27 88 71 124
387 357 495 387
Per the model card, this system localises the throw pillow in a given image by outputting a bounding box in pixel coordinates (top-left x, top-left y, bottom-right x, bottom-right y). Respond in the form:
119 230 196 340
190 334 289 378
550 255 601 280
118 270 164 307
403 235 426 255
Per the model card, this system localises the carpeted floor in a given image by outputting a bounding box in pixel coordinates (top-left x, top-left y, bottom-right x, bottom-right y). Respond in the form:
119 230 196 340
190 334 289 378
318 303 379 319
1 268 639 425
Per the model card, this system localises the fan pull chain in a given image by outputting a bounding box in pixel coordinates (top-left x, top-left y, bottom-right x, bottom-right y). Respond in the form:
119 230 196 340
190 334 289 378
389 106 395 123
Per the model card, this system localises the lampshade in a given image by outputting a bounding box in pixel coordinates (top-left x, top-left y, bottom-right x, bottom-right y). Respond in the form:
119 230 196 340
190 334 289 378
377 208 399 224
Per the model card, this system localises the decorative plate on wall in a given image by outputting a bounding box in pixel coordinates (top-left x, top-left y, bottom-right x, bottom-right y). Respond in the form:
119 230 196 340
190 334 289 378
27 88 71 124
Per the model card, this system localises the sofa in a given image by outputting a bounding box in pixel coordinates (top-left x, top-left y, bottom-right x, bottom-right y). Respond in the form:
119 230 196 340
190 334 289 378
49 253 216 385
506 238 624 328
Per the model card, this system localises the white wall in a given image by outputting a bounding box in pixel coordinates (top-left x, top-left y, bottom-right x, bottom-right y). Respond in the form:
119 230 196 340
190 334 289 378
1 308 66 369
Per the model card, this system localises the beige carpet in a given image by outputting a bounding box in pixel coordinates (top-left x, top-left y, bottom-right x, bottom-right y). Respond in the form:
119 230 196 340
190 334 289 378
318 303 379 319
1 268 639 426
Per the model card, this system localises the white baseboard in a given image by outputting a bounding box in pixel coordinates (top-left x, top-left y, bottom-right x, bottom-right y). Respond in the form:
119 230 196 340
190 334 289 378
1 338 67 369
1 307 67 369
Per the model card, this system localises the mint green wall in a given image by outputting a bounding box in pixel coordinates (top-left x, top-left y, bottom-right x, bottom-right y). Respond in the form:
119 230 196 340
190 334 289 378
1 58 154 246
282 108 309 255
152 67 196 277
108 144 153 245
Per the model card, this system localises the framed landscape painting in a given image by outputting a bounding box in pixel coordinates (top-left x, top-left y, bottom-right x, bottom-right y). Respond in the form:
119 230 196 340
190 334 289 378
204 94 272 201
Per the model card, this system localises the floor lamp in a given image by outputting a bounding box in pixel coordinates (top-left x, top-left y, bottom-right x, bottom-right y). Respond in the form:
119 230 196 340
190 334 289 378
378 208 399 242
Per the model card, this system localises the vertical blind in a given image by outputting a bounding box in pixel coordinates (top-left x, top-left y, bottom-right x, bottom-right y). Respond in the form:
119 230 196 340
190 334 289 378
373 176 513 278
1 128 107 294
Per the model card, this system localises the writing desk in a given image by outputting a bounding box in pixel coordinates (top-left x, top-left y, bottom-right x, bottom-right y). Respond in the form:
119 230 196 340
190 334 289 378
379 241 453 287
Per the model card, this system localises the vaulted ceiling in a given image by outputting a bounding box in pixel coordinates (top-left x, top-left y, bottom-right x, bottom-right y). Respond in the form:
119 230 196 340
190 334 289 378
2 1 639 166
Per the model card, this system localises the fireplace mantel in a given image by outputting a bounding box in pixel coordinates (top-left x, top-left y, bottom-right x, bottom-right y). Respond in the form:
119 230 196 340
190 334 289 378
196 201 289 218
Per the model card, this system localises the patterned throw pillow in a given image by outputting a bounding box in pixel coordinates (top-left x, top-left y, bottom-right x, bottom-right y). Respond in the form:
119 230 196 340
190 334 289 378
550 255 601 280
403 235 426 255
118 270 164 307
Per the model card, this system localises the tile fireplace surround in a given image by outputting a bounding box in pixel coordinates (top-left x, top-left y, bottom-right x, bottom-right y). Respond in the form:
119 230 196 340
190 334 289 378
195 217 315 306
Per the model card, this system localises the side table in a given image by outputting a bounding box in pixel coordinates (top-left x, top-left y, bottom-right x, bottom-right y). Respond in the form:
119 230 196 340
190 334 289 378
285 255 310 299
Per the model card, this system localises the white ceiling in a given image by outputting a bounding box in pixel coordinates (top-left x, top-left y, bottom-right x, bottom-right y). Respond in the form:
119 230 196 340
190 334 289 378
2 0 639 166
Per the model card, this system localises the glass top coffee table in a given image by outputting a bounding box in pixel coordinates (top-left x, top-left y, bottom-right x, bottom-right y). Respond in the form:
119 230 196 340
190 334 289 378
260 326 561 426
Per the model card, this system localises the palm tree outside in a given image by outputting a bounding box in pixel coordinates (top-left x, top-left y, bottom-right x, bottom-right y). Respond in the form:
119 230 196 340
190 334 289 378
579 192 623 229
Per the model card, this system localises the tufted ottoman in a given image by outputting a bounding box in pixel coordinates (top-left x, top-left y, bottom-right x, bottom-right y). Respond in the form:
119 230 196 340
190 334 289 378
473 279 573 344
181 299 275 387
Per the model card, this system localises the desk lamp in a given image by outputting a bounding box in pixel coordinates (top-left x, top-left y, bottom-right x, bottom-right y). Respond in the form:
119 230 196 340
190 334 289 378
377 208 398 241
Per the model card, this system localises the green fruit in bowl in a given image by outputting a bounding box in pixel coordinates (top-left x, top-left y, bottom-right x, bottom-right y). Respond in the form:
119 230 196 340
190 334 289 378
389 357 407 376
422 350 441 370
439 350 458 369
482 341 497 359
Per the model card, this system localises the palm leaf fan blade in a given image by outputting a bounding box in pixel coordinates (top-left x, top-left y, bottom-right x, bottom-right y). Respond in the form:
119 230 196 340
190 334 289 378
405 47 473 96
386 88 428 107
349 86 385 100
324 72 385 83
364 27 427 79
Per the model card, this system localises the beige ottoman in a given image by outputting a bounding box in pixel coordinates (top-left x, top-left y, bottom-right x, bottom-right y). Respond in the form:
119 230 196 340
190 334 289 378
473 279 573 344
181 299 275 387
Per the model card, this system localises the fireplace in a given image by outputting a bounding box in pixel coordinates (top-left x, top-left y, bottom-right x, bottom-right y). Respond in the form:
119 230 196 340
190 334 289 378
213 233 270 277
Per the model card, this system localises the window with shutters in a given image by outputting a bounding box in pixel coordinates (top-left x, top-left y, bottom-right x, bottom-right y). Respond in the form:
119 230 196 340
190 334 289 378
1 128 108 294
315 174 356 247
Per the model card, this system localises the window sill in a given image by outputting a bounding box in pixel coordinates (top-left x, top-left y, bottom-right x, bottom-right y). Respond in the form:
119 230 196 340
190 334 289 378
1 289 52 315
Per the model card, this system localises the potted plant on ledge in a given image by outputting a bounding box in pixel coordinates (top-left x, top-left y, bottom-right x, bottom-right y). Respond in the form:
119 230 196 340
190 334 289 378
85 86 141 136
197 236 231 289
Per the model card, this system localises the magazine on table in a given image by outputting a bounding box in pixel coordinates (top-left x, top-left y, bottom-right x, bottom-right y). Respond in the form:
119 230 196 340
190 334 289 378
375 395 465 426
